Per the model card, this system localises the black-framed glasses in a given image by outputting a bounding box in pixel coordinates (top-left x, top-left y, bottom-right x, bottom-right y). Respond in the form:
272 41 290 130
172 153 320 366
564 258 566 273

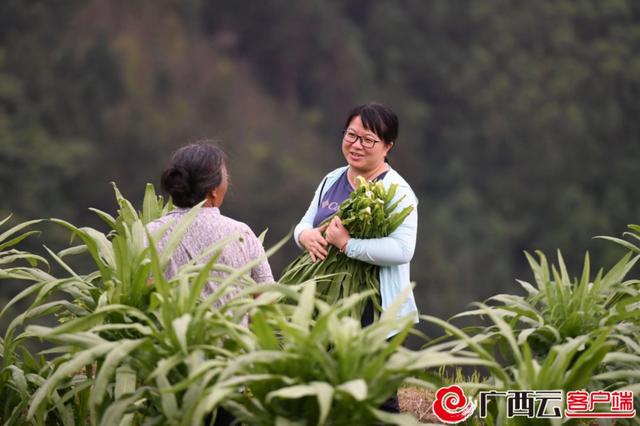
342 129 382 149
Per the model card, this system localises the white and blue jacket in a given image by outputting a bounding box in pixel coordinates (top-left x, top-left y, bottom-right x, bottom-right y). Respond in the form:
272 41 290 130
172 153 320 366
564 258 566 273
293 165 419 324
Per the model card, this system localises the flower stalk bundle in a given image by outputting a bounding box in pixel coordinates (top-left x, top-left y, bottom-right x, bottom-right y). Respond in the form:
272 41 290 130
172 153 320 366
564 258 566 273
281 176 414 319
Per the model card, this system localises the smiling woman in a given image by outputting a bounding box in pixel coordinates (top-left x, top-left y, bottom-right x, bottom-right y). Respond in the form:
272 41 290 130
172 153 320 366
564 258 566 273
291 102 419 413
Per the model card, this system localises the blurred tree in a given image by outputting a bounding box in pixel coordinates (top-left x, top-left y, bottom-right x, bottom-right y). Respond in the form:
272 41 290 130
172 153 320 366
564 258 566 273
0 0 639 327
200 0 373 130
338 0 640 319
0 0 96 222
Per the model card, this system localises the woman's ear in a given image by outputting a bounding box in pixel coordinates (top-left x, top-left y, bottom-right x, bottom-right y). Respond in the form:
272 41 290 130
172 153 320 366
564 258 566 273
385 141 395 154
204 189 216 207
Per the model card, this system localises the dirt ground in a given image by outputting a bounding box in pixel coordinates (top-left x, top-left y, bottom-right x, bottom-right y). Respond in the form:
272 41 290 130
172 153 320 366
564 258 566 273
398 387 440 423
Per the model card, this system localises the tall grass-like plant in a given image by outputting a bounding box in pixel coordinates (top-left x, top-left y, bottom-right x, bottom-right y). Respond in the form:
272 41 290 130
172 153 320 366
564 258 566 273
423 229 640 425
24 235 264 425
217 283 486 425
0 215 53 423
423 307 624 426
0 184 255 424
453 250 640 358
11 184 638 424
4 184 477 425
25 183 275 424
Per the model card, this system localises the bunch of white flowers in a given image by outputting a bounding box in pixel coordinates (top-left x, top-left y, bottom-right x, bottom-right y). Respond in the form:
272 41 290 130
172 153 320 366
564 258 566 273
282 177 413 319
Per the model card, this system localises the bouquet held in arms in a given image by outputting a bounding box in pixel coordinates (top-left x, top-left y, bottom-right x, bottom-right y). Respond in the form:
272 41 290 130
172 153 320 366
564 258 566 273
281 176 414 319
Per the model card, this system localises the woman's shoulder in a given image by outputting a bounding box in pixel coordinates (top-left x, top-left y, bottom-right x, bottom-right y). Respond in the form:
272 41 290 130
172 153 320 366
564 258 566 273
384 168 418 204
315 165 348 188
146 210 180 231
324 165 349 180
215 212 258 237
384 168 412 188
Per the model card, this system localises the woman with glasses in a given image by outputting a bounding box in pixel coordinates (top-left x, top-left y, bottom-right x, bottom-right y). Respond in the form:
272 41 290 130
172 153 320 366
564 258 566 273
292 102 419 412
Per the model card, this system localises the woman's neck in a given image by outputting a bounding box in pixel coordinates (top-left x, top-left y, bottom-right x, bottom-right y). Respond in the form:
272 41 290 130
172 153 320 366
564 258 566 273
347 163 389 188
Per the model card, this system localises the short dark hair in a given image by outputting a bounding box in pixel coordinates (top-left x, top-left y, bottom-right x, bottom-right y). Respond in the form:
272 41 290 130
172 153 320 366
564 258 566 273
343 102 399 145
160 142 226 208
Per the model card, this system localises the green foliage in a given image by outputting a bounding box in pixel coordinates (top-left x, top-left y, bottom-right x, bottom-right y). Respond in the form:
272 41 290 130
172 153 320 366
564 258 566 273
423 309 636 425
0 214 50 423
0 184 479 425
453 250 640 356
598 223 640 255
422 225 640 424
224 285 422 425
2 2 640 421
2 0 640 326
1 190 639 425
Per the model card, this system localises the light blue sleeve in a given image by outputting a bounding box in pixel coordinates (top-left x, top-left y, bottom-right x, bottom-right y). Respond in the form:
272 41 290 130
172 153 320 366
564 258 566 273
343 181 418 267
293 178 326 249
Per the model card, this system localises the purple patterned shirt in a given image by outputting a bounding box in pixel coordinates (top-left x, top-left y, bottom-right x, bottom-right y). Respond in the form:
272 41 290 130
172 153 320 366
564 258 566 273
147 207 273 320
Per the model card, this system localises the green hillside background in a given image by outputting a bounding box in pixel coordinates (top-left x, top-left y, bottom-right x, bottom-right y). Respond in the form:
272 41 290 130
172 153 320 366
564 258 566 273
1 0 639 333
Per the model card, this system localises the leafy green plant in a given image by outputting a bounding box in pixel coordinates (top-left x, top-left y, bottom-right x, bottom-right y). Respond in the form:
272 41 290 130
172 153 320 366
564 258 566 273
3 183 468 425
0 184 253 425
453 250 640 358
422 231 640 425
0 215 53 423
215 283 484 425
6 182 637 425
598 224 640 255
423 306 630 425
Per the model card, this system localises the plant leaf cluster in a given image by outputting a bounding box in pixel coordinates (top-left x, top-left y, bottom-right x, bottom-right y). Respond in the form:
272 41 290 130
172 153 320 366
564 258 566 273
0 184 459 426
422 226 640 424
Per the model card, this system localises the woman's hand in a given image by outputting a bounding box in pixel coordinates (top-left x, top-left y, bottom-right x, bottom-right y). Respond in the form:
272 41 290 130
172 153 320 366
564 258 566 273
299 223 329 262
325 216 351 252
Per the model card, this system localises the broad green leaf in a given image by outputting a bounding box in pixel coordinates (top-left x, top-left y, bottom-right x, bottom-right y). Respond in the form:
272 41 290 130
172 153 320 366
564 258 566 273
336 379 367 401
0 230 42 251
159 202 204 267
291 281 316 329
92 339 147 406
28 341 119 418
173 314 192 354
190 387 235 426
142 183 161 224
155 372 179 419
593 370 640 381
368 407 420 425
595 236 640 253
267 381 334 425
0 218 43 247
99 388 147 426
88 207 117 229
250 310 280 350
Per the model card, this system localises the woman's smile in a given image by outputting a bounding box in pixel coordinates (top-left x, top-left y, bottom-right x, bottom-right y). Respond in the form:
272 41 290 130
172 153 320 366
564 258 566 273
347 151 365 161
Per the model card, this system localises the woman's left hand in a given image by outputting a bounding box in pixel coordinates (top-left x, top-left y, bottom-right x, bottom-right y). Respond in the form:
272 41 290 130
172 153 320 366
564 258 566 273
325 216 350 251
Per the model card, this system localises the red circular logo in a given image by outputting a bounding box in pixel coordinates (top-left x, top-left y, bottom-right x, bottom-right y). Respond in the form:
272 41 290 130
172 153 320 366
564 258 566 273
432 385 476 424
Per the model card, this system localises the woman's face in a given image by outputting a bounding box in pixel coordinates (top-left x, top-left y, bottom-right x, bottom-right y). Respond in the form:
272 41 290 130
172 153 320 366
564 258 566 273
342 115 392 174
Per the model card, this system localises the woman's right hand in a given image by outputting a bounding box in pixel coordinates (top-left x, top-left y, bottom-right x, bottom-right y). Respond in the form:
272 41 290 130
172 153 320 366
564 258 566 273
299 224 329 262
